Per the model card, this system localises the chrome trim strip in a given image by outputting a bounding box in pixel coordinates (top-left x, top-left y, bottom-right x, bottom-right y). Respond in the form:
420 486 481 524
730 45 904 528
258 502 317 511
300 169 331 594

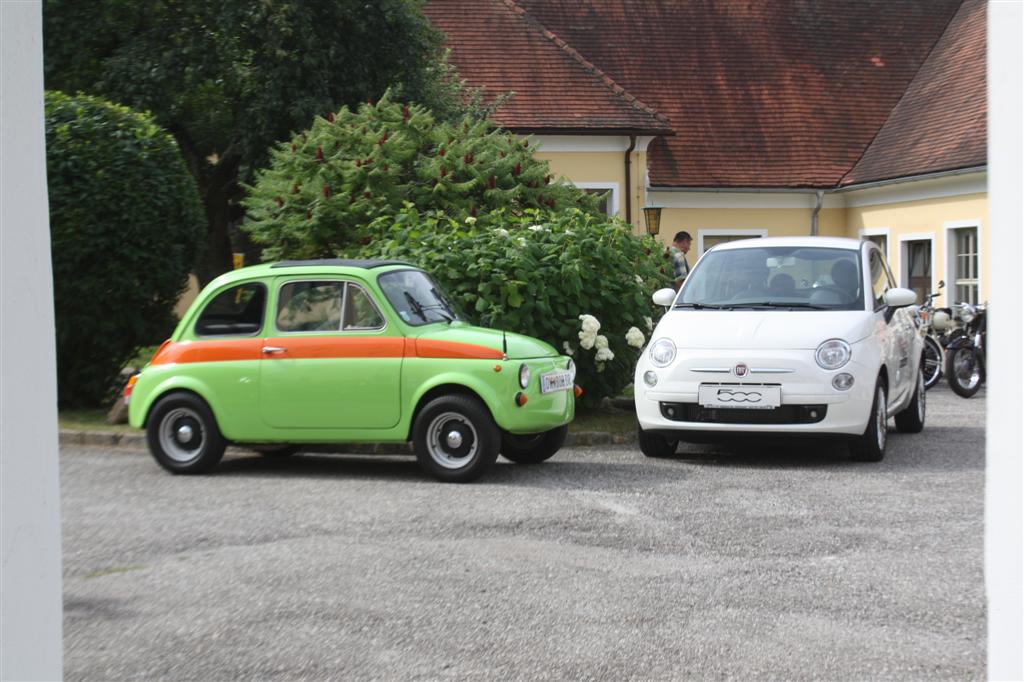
691 368 730 373
750 368 796 374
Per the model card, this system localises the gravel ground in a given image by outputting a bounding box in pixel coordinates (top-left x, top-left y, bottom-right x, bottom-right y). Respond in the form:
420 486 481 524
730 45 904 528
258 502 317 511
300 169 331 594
62 386 985 680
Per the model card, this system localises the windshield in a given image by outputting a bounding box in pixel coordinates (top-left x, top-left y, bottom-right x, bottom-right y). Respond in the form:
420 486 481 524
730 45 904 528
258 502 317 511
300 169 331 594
378 269 462 326
678 246 864 311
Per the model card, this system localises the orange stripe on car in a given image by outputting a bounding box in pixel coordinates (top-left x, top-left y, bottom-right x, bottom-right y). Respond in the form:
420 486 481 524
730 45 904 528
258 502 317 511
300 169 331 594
149 337 503 364
263 336 406 359
414 339 504 360
150 338 264 365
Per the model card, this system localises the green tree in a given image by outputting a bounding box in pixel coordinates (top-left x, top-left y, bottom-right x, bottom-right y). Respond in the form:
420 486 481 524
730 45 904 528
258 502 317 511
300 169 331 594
242 95 604 258
43 0 464 284
45 91 205 407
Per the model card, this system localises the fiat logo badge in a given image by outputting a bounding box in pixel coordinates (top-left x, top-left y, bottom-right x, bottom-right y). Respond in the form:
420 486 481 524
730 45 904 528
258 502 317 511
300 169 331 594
733 363 749 377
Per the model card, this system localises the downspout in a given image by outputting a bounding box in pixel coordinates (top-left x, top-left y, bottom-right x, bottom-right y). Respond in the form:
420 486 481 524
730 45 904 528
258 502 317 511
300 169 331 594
624 135 636 226
810 190 824 236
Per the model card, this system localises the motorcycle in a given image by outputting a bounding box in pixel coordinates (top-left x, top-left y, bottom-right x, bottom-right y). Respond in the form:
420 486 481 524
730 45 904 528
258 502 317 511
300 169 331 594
944 301 986 398
916 281 963 389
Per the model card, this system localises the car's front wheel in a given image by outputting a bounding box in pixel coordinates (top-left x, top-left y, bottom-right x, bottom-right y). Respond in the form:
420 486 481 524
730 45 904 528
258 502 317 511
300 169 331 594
850 381 887 462
501 425 568 464
894 366 926 433
638 427 678 458
412 395 500 482
146 392 226 474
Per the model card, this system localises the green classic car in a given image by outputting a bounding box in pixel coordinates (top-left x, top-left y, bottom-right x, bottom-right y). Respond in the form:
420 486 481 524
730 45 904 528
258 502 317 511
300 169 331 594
126 259 578 482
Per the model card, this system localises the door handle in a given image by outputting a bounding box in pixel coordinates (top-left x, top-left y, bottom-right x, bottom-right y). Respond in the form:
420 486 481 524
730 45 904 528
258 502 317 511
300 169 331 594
262 346 286 354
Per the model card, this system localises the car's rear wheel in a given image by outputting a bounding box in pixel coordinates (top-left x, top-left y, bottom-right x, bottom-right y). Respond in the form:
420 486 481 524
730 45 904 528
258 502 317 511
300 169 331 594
850 381 887 462
894 366 926 433
146 392 226 474
501 425 568 464
412 395 500 482
638 426 678 458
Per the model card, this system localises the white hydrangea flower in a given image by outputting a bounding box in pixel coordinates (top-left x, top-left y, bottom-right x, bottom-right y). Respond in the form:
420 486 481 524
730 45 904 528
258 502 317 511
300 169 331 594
644 316 653 332
625 327 645 348
578 330 597 350
595 347 615 362
465 216 477 225
578 314 601 334
516 237 527 247
562 341 575 356
635 275 644 284
527 224 546 232
594 334 609 350
495 228 510 237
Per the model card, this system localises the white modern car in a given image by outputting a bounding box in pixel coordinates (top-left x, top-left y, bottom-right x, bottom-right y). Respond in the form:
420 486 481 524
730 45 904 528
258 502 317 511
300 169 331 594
635 236 925 461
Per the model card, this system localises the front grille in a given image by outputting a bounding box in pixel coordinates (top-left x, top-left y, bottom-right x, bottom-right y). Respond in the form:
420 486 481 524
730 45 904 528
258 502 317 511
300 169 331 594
659 402 827 425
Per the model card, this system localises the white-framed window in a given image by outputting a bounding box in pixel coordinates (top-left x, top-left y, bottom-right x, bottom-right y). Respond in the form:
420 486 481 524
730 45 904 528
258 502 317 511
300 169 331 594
696 229 768 256
898 233 935 305
943 219 982 305
572 182 620 217
949 225 980 304
859 227 891 263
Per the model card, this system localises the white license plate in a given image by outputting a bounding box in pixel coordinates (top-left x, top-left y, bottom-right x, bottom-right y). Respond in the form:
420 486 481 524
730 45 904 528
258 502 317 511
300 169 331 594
698 384 781 409
541 370 574 394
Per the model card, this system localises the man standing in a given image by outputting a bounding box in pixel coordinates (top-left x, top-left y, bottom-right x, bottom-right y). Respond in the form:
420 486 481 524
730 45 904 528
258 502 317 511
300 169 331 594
670 231 693 290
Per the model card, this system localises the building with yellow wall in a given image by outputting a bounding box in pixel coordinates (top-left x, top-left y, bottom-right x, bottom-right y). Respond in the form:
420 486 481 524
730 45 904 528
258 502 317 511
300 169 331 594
426 0 987 309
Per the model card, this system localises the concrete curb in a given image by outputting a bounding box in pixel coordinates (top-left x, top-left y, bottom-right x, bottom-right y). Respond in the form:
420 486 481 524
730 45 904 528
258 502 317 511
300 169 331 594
58 428 637 452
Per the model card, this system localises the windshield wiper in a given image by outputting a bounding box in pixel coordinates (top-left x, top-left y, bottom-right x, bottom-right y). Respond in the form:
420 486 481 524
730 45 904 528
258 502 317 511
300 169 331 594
742 301 830 310
403 291 429 322
673 302 727 310
429 287 456 323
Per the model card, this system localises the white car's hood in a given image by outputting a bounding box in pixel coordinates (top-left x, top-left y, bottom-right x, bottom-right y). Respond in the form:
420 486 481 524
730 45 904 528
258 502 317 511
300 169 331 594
653 310 874 350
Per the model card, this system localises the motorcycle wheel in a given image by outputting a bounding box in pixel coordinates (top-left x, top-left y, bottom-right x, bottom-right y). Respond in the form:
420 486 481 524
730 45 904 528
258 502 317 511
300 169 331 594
945 346 983 398
921 335 943 389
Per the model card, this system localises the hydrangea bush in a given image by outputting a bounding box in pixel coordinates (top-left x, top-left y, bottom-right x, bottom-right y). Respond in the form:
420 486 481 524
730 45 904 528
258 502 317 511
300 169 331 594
349 207 666 407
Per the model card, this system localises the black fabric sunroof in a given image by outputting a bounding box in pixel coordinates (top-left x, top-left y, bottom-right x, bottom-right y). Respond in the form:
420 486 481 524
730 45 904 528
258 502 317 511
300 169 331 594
269 259 412 269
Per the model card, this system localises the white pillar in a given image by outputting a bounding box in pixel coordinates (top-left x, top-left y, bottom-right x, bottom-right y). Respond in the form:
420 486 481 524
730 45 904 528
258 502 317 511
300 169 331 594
986 1 1024 679
1 2 64 679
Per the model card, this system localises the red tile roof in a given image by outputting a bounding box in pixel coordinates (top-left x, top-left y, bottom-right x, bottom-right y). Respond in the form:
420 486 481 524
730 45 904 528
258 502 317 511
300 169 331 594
426 0 981 188
424 0 672 134
841 0 986 185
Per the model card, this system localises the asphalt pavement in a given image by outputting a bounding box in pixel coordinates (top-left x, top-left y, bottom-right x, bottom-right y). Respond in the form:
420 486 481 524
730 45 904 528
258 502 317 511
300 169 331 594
61 386 985 680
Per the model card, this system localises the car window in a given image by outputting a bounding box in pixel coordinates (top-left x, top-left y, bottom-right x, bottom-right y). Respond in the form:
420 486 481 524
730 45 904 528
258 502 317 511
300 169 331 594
343 284 385 330
276 281 344 332
195 282 266 337
679 246 863 310
869 250 892 309
378 269 460 326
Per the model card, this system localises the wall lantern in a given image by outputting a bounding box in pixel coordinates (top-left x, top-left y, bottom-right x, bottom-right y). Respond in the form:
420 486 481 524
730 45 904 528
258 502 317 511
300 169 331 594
643 206 662 236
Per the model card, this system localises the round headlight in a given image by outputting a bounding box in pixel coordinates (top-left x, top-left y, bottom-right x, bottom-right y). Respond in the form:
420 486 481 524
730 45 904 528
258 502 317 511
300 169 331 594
959 304 976 324
518 363 531 389
815 339 851 370
649 338 676 368
566 358 576 381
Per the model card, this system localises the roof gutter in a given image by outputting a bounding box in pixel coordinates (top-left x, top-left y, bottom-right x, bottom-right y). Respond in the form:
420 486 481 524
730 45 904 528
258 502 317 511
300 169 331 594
833 165 987 192
624 134 636 225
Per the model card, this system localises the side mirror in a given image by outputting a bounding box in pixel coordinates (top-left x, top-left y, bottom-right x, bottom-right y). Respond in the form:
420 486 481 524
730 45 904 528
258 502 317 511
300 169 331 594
884 287 917 308
652 288 676 307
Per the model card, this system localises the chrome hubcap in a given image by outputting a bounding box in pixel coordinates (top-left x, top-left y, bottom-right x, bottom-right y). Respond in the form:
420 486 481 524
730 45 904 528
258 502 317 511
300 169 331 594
426 412 478 470
176 424 194 443
159 407 204 463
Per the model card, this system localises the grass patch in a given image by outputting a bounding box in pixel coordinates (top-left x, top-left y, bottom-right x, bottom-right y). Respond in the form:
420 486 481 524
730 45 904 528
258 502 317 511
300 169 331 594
59 408 137 433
